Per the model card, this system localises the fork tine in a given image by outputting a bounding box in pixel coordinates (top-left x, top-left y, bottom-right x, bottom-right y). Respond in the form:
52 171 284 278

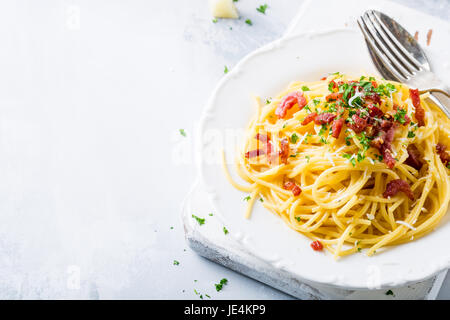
366 10 420 74
357 17 407 82
370 10 428 71
361 13 413 79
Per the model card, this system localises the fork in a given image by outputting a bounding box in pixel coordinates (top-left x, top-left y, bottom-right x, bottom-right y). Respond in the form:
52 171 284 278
357 10 450 118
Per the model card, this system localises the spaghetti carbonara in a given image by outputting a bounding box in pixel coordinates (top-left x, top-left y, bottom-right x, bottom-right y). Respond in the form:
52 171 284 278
224 73 450 259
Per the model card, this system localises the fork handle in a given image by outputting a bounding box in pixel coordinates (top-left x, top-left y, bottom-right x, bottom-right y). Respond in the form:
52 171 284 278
427 93 450 119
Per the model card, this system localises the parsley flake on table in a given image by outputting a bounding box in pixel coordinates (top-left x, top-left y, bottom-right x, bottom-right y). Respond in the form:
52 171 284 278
243 195 251 201
191 214 205 226
224 65 229 74
245 19 253 26
223 227 229 235
215 278 228 292
256 4 268 14
212 18 218 23
173 260 180 266
179 129 187 137
385 290 395 296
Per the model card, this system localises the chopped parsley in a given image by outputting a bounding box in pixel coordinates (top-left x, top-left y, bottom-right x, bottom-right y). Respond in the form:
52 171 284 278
245 19 253 26
209 213 214 216
343 153 356 166
265 98 272 104
393 108 407 124
192 214 205 226
345 135 352 146
313 98 321 106
179 129 187 137
173 260 180 266
305 155 310 163
215 278 228 292
291 133 299 144
224 65 229 74
318 124 328 136
259 198 264 202
301 85 310 91
407 131 416 138
295 217 301 222
326 103 337 113
243 195 251 201
223 227 229 235
212 18 218 23
303 133 312 144
256 4 268 14
328 82 335 92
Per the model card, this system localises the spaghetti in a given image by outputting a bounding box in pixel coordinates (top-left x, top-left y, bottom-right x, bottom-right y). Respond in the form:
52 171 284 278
224 73 450 259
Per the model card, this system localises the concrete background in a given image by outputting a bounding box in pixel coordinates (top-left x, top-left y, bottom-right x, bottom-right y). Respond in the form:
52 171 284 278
0 0 448 299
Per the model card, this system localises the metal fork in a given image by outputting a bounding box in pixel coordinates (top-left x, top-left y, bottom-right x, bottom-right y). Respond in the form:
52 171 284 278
357 10 450 118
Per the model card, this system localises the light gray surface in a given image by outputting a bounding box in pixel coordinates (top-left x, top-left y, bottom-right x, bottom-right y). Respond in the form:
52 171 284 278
0 0 448 300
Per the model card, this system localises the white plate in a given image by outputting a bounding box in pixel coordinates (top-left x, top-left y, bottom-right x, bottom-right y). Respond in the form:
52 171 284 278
198 29 450 289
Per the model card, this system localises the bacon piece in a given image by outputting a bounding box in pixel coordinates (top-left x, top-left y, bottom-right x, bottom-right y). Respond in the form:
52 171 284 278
403 114 411 126
347 114 368 133
301 112 318 125
254 133 273 155
371 131 386 149
381 119 393 130
283 181 302 196
383 124 396 150
275 92 307 119
367 104 384 118
436 143 450 166
382 148 396 169
427 29 433 46
279 139 289 164
331 118 344 138
365 92 381 105
314 113 336 125
245 149 265 158
321 76 327 80
383 179 415 201
404 144 423 170
310 240 323 251
255 133 269 143
371 121 397 168
378 123 398 168
325 92 342 102
410 89 425 127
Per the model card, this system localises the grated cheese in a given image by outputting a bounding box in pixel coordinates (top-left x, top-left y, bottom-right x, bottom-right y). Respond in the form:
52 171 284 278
396 220 416 230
